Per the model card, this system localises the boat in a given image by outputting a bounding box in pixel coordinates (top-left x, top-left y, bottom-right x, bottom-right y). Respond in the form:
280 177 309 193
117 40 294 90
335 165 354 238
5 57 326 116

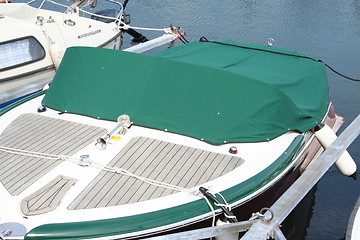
347 196 360 240
0 0 164 108
0 38 356 239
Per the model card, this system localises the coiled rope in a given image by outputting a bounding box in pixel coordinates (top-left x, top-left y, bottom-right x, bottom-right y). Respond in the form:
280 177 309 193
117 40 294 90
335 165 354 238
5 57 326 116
199 37 360 82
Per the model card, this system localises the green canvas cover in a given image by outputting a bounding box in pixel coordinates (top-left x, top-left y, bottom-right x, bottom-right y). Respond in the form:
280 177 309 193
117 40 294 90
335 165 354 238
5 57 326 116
42 41 328 144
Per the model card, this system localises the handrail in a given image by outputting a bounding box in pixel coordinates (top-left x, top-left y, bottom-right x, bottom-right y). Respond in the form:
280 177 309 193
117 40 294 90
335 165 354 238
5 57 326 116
26 0 123 24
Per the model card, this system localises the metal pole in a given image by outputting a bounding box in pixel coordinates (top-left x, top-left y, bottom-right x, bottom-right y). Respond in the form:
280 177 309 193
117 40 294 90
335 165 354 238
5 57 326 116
123 34 177 53
144 220 253 240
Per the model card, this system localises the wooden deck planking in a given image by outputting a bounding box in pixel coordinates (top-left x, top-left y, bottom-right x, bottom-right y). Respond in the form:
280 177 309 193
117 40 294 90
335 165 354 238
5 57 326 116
115 140 175 205
75 138 160 209
72 137 153 209
103 139 164 207
5 158 58 195
149 145 198 199
219 155 242 176
159 151 222 197
0 114 51 147
0 113 106 195
73 171 116 209
70 138 144 209
193 153 226 186
21 175 77 216
137 142 183 201
69 137 244 209
72 139 149 209
158 147 198 196
2 117 80 193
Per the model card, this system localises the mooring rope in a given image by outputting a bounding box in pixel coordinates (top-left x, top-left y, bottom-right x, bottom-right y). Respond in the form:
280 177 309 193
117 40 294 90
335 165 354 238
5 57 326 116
1 145 237 227
199 37 360 82
198 186 238 228
202 194 217 228
0 146 189 193
0 146 66 161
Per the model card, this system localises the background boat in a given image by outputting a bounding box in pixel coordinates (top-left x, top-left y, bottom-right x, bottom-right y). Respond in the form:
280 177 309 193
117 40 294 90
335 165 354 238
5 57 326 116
0 0 123 107
346 196 360 240
0 0 158 108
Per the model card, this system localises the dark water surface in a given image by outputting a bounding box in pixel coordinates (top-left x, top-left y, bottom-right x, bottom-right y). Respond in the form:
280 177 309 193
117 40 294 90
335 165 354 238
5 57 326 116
123 2 360 239
15 0 360 239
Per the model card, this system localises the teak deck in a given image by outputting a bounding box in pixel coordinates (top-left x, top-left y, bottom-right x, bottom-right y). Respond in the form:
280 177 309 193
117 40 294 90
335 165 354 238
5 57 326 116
69 136 244 209
0 113 106 196
0 113 244 215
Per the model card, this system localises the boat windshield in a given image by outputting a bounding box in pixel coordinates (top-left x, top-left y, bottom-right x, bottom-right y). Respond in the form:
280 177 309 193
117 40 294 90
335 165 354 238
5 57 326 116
0 36 45 71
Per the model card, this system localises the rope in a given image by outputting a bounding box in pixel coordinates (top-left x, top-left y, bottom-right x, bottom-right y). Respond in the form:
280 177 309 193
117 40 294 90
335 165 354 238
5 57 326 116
198 187 237 225
108 166 189 193
178 32 189 44
199 37 360 82
215 192 237 221
0 146 189 193
0 146 66 161
322 61 360 82
201 194 217 228
199 37 318 61
1 146 237 229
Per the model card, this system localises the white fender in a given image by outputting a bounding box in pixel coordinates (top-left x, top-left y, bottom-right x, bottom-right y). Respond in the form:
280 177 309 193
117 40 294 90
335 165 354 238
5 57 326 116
314 124 357 176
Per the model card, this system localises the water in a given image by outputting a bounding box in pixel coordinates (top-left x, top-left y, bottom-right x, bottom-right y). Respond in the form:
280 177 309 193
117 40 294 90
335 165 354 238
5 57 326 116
9 0 360 239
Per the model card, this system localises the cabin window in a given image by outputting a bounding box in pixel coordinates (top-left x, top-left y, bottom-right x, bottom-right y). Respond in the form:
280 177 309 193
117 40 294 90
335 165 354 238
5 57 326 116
0 37 45 71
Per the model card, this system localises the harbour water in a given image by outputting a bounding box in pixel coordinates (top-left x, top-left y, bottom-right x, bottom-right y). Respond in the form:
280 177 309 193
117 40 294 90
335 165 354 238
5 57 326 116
5 0 360 239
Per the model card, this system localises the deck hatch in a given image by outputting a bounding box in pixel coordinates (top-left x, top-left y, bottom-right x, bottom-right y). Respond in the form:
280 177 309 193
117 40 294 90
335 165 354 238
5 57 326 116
0 113 106 196
69 136 244 209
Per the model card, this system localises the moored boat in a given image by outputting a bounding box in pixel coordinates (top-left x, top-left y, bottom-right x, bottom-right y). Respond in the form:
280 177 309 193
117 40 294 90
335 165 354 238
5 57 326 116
0 0 163 108
0 39 355 239
347 196 360 240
